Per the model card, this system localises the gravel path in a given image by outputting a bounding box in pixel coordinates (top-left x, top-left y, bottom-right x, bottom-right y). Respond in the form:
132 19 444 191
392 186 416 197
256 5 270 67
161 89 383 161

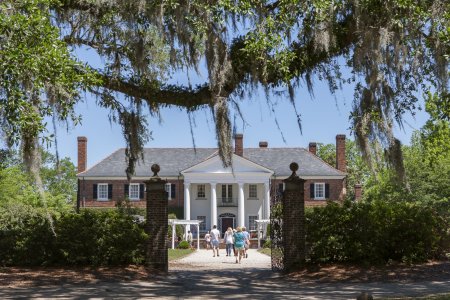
1 250 449 299
170 249 271 271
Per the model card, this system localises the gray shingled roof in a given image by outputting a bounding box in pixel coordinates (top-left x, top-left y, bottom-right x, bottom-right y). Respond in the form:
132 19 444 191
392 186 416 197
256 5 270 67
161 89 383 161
77 148 345 178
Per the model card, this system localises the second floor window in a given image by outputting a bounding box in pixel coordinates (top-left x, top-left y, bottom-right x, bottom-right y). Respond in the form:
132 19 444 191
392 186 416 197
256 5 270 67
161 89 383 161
249 184 257 199
197 184 206 198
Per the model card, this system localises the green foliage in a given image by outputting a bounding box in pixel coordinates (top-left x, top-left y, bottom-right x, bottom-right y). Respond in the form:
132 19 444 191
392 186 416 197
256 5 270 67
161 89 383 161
56 210 147 265
0 0 96 148
263 239 272 249
177 240 190 249
305 200 449 264
0 150 77 211
0 206 147 266
316 139 371 199
168 213 183 239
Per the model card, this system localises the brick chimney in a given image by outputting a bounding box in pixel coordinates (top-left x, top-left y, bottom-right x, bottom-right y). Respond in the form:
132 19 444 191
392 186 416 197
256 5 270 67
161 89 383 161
77 136 87 173
259 141 268 148
336 134 346 172
234 134 243 156
354 184 362 201
308 142 317 155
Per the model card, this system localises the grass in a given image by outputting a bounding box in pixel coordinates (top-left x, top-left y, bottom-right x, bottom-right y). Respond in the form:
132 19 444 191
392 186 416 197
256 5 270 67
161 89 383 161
258 248 271 256
168 249 195 261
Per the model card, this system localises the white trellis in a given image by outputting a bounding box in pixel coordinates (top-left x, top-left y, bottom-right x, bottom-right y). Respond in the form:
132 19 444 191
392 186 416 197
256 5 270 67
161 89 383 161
168 219 203 250
255 219 270 249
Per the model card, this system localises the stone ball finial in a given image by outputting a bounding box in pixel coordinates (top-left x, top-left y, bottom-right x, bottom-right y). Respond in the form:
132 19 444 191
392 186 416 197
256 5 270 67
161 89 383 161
290 162 299 173
151 164 160 177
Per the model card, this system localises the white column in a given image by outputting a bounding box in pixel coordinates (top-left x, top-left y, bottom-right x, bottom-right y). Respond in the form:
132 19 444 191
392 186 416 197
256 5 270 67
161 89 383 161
184 182 191 235
197 223 200 251
171 221 175 250
238 182 245 227
210 182 217 228
264 181 270 220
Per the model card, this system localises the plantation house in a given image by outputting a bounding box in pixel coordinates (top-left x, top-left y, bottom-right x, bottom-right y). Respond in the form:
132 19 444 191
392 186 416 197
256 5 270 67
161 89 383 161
76 134 347 235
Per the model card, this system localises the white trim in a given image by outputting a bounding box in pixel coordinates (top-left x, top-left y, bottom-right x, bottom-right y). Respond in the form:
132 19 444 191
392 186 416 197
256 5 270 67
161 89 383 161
314 182 326 200
165 183 172 200
129 183 140 200
97 183 109 201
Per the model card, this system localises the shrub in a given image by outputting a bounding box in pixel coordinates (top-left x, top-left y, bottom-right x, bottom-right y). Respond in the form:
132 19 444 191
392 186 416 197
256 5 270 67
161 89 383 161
305 200 449 264
263 239 271 248
177 240 190 249
0 205 147 266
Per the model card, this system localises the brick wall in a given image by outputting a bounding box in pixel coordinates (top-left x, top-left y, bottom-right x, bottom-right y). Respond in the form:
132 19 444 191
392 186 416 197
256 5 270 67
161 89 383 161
270 178 345 207
79 179 184 208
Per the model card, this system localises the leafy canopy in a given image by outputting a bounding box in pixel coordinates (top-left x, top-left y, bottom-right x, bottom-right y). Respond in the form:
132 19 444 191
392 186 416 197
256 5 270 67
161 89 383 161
0 0 449 180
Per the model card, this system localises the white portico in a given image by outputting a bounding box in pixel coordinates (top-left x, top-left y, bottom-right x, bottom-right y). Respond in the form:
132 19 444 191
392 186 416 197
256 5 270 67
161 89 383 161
181 154 273 234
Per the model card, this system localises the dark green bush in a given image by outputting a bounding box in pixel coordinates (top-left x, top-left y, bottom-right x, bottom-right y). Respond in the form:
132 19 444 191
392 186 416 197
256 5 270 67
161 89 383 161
177 240 190 249
305 200 449 264
55 210 147 265
263 239 271 248
0 205 147 266
0 204 55 266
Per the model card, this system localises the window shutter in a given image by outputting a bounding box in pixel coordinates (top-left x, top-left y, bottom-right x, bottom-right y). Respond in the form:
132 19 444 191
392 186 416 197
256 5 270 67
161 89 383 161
124 184 129 198
171 183 176 199
140 184 145 199
93 184 98 200
108 184 113 200
310 183 314 199
278 183 283 194
325 184 330 198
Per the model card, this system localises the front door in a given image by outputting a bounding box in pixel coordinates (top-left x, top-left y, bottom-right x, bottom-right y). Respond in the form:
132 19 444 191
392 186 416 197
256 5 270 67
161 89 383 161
221 217 234 235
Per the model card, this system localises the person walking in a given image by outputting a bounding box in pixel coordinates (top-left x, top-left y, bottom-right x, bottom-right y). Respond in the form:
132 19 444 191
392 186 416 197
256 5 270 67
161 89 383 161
204 231 211 250
210 225 221 257
233 227 245 264
242 226 250 258
223 227 234 256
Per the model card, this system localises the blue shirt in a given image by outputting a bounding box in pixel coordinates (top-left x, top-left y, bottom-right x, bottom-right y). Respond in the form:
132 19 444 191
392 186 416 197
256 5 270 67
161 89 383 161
233 232 245 248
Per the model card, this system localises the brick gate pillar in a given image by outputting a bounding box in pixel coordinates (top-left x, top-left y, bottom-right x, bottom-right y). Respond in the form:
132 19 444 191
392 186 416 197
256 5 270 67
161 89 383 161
283 162 306 272
145 164 168 272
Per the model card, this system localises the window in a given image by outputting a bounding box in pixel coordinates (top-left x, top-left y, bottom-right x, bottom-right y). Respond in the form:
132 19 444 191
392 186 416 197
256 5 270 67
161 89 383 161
129 183 140 200
197 216 206 231
98 183 108 200
249 215 258 231
165 183 172 200
277 183 284 196
197 184 206 199
221 184 232 202
314 183 325 200
248 184 257 199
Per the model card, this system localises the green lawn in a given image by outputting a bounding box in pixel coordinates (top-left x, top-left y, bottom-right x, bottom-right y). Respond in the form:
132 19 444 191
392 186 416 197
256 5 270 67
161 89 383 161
168 249 195 261
258 248 271 256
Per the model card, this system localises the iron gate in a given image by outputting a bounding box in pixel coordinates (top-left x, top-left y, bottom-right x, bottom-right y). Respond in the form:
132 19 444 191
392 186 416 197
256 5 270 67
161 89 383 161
270 183 284 271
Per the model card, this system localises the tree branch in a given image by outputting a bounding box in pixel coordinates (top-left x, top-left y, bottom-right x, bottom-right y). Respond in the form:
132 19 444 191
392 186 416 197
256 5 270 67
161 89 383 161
98 74 214 109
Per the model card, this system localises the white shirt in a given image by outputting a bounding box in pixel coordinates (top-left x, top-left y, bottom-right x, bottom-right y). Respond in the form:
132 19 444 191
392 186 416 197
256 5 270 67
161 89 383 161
210 228 221 241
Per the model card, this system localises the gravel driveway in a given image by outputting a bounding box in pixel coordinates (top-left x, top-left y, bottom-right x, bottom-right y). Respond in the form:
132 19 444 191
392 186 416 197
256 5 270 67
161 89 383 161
1 249 449 299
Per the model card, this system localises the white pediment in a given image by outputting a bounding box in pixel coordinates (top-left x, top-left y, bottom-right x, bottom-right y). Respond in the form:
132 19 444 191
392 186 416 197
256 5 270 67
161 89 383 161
181 154 273 175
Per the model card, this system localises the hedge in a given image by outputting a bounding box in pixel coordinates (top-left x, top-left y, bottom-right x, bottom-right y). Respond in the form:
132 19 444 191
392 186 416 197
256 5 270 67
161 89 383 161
0 200 448 266
0 205 147 266
305 200 449 264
